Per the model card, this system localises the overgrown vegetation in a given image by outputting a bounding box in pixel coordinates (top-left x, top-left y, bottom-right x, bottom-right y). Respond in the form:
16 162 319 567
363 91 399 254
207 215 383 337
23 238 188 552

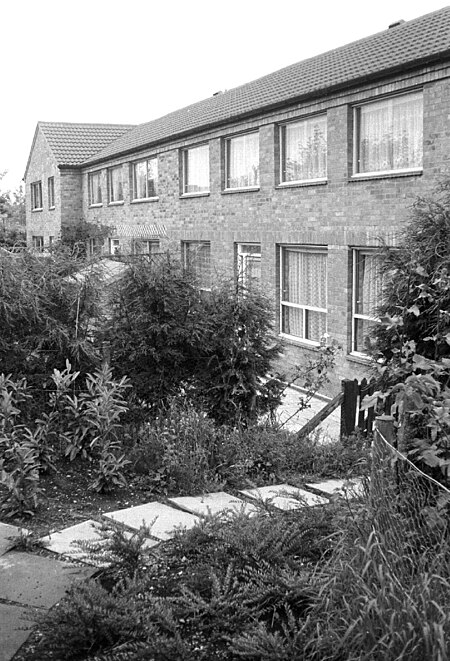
368 180 450 487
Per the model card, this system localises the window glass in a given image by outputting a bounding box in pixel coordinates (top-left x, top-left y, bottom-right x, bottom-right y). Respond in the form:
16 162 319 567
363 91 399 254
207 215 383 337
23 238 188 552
133 158 158 199
89 172 102 205
108 167 124 203
352 250 382 354
280 247 327 343
237 244 261 289
281 116 327 182
183 242 211 290
48 177 55 208
183 145 209 194
226 133 259 189
31 182 42 210
355 92 423 174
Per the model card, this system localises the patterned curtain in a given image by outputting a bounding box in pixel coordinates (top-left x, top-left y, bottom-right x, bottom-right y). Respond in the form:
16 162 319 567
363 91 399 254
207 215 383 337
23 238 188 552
284 116 327 181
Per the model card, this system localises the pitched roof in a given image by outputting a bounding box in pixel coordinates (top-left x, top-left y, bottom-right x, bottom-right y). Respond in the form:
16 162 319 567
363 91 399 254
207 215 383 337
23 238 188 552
39 122 135 166
83 7 450 166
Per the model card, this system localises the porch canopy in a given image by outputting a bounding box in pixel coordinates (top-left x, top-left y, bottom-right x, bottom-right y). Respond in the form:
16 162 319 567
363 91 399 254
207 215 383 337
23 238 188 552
111 223 167 239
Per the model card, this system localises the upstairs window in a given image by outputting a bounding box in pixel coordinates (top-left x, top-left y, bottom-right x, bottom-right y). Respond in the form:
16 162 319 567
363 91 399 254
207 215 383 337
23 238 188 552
31 181 42 210
280 115 327 183
182 144 210 194
280 246 327 344
88 171 102 205
48 177 55 209
132 158 158 200
182 241 211 291
225 132 259 190
352 249 382 355
237 244 261 289
108 166 124 203
354 91 423 175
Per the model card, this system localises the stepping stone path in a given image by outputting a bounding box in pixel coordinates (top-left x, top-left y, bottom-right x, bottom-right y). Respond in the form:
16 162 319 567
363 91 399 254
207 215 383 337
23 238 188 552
169 492 258 517
0 479 362 660
240 483 328 510
103 501 200 541
306 477 364 498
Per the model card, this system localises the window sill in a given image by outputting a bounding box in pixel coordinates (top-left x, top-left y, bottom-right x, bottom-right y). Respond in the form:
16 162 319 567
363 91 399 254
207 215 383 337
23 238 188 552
222 186 260 195
180 192 210 199
131 197 159 204
279 333 321 350
31 208 43 212
108 201 125 206
89 203 103 208
350 169 423 182
347 352 373 365
276 179 327 189
49 206 55 210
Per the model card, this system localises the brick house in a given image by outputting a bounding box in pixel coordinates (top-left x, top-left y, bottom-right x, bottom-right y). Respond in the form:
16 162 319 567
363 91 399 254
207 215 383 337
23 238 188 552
24 8 450 390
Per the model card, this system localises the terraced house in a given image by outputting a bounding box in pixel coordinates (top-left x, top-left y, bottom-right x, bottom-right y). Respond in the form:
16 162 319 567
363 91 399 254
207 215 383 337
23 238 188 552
24 8 450 386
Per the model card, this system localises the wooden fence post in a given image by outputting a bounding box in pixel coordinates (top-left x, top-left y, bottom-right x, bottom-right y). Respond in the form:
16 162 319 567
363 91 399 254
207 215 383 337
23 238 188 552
340 379 359 437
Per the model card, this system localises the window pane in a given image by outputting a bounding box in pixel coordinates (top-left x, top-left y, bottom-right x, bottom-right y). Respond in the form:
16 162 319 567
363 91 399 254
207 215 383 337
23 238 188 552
283 116 327 181
109 168 123 202
306 310 327 341
185 145 209 193
355 252 381 316
227 133 259 188
134 161 147 199
147 158 158 197
358 92 423 173
282 306 303 337
282 249 327 309
185 243 211 289
354 317 376 354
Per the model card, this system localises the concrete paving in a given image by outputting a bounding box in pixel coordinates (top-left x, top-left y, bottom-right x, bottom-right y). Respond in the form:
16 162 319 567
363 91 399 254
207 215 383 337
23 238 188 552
169 492 258 517
306 478 364 497
0 523 28 557
0 603 38 661
240 484 328 510
103 501 200 541
275 386 341 440
0 551 94 609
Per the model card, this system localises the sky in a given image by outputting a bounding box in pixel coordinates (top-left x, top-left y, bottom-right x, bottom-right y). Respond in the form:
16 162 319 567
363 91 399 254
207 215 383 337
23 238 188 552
1 0 447 192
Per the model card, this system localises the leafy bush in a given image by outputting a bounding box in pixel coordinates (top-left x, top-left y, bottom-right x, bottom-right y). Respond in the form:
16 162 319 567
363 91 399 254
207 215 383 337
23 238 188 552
106 256 282 425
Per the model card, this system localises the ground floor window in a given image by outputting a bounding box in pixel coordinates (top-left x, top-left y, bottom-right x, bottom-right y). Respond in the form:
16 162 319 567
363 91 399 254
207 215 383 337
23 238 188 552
133 239 160 255
32 235 44 251
88 237 103 256
352 248 382 355
280 246 327 344
237 243 261 289
182 241 211 291
109 238 121 255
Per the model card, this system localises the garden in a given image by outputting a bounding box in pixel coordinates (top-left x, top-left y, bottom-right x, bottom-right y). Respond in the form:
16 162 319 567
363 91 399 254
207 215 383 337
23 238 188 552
1 182 450 659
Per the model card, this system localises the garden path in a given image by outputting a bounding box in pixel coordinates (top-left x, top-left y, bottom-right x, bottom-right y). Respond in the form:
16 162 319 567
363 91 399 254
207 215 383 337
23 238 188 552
0 478 361 660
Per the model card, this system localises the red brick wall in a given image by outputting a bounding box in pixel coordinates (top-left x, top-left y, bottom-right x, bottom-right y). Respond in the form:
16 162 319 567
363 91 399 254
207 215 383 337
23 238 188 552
77 67 450 391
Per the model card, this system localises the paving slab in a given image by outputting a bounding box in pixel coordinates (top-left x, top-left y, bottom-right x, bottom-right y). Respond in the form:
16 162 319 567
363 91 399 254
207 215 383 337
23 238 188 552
0 522 28 557
0 602 37 661
103 502 200 541
168 492 258 517
40 519 158 565
0 551 95 608
239 484 328 510
306 478 364 498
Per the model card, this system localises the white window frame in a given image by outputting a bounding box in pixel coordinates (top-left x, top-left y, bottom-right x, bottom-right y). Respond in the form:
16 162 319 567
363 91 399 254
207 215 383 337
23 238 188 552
31 181 43 210
108 166 124 204
279 115 327 185
88 171 103 206
353 91 423 177
32 235 44 251
182 144 210 195
133 239 160 255
182 241 211 291
48 177 55 209
351 248 382 357
225 132 260 190
88 237 103 256
109 238 121 255
280 246 327 346
132 157 158 200
237 243 261 289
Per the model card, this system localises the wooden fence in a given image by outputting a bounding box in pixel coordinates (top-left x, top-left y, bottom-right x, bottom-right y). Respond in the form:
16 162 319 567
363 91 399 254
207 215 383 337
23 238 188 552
296 377 383 439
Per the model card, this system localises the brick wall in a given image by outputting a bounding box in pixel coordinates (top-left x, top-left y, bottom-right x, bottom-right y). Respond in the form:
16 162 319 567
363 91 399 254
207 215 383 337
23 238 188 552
65 66 450 392
25 129 60 245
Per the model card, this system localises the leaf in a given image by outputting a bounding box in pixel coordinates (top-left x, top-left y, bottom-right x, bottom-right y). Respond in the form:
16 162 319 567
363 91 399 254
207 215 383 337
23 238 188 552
407 304 420 317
